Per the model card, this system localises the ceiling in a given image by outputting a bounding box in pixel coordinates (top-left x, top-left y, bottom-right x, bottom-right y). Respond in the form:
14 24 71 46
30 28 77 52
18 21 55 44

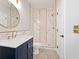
28 0 55 8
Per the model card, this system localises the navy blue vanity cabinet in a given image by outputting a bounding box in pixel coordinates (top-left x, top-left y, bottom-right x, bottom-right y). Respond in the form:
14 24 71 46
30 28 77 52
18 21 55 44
16 40 28 59
0 38 33 59
0 47 15 59
27 39 33 59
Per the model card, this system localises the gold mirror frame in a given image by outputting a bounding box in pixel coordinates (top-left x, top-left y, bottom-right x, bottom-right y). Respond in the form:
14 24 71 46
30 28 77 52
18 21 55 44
0 19 20 29
0 0 20 29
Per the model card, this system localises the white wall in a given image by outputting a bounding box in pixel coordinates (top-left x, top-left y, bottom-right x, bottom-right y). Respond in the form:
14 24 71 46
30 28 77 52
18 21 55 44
57 0 79 59
65 0 79 59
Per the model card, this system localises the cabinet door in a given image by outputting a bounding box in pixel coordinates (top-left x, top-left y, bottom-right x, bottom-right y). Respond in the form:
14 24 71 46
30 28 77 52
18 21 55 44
27 39 33 59
16 42 28 59
0 47 15 59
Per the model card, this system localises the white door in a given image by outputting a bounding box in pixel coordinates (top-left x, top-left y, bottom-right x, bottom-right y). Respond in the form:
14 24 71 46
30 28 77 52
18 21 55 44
56 0 64 59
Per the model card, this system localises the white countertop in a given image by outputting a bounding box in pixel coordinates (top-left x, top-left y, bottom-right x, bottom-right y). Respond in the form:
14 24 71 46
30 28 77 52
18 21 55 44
0 35 33 48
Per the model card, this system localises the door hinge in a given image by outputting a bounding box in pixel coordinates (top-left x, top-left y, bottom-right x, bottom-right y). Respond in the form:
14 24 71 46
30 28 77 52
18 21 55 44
57 46 59 48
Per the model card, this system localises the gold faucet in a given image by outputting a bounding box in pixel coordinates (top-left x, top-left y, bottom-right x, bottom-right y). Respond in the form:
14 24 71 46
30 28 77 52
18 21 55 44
12 32 17 39
8 32 17 39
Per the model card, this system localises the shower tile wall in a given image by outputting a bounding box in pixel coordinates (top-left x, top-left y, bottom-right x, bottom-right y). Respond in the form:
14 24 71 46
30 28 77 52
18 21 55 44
30 7 56 48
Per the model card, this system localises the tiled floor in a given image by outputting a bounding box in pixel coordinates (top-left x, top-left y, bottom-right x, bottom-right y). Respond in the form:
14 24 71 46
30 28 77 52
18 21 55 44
33 49 59 59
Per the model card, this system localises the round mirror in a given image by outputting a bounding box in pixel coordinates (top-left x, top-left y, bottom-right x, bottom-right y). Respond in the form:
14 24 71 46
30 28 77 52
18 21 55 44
0 0 20 29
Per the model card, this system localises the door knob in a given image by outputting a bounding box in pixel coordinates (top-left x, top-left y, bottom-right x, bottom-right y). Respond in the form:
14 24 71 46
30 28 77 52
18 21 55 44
60 35 64 38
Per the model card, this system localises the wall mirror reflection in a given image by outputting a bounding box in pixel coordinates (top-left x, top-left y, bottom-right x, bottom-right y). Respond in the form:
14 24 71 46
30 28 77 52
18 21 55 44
0 0 20 29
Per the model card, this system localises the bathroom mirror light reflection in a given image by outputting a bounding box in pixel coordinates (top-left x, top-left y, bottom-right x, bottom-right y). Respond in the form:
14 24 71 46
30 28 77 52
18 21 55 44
0 0 20 29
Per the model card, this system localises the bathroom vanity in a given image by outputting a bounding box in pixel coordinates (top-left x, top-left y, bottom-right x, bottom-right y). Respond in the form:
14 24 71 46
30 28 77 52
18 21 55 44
0 36 33 59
